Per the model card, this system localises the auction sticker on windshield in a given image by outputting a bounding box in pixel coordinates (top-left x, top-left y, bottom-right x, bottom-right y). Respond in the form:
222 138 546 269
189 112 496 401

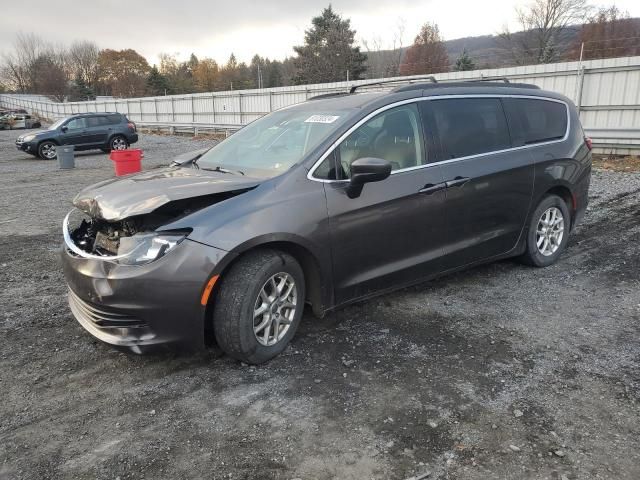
305 115 340 124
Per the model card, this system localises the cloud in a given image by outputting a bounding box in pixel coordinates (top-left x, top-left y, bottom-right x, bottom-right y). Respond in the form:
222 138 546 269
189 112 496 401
1 0 639 65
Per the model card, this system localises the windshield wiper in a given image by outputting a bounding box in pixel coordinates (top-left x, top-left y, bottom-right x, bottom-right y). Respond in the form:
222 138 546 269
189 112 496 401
204 165 245 176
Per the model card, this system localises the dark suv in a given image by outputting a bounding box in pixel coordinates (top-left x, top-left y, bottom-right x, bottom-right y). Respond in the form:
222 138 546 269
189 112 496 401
62 80 591 364
16 112 138 159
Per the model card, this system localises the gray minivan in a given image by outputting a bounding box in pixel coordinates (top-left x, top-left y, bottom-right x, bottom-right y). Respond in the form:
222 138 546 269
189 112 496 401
62 80 591 364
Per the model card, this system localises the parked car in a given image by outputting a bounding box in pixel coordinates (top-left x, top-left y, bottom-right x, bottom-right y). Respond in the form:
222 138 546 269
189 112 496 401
0 113 41 130
15 112 138 159
62 80 591 364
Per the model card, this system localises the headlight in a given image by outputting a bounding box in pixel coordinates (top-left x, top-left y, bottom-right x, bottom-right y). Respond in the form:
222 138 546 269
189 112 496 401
115 232 188 265
22 134 36 142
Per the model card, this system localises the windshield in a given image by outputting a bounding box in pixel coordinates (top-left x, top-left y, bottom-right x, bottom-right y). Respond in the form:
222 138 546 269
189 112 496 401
49 118 67 130
196 108 352 177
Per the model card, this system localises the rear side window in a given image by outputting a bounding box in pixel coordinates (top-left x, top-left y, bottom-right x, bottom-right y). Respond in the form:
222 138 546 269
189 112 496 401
503 98 568 146
430 98 511 159
86 116 109 127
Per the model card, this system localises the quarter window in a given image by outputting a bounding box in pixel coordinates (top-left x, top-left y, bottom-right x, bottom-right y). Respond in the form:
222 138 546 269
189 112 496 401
503 98 567 146
430 98 511 159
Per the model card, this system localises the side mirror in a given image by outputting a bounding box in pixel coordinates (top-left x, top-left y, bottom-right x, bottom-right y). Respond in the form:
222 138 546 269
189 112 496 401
347 157 391 198
61 125 68 132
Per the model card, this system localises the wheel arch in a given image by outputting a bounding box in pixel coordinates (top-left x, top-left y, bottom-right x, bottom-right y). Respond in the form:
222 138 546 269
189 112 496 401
203 237 330 344
543 184 576 225
37 138 59 147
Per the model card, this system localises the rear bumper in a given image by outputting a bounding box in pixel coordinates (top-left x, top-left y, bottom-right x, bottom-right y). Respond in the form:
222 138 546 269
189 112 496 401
572 163 591 229
128 133 139 144
62 238 233 350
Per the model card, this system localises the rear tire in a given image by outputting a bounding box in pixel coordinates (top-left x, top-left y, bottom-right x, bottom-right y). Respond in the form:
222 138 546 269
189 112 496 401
521 194 571 267
38 141 57 160
213 249 305 364
109 135 128 151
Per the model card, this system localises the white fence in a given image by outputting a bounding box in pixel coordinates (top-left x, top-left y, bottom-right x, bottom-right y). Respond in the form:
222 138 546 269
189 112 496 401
2 56 640 154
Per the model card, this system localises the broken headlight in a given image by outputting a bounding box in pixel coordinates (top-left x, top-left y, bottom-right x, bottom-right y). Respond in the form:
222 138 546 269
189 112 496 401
115 232 188 265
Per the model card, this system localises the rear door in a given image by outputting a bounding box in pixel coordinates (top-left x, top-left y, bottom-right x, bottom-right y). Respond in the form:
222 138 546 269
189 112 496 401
316 102 448 305
85 116 110 146
420 97 534 270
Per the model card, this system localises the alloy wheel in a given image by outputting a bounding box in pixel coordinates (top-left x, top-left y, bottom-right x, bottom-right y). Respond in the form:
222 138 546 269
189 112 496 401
253 272 297 346
536 206 565 256
41 143 56 159
111 137 127 150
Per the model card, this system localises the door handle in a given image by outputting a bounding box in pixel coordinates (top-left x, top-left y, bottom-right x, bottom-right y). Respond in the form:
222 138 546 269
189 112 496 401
445 176 471 188
419 182 446 195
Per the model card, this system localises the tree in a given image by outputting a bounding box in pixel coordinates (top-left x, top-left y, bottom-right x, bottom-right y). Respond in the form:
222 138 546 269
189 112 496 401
362 18 406 78
192 58 219 92
97 49 150 97
158 53 194 94
69 74 95 101
399 23 449 76
454 48 476 71
1 33 49 93
146 65 171 96
567 6 640 60
499 0 590 65
68 41 100 90
293 6 367 84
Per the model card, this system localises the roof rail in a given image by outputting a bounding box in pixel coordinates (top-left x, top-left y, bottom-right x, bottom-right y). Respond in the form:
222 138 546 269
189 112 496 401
308 92 351 100
349 75 438 94
463 76 511 84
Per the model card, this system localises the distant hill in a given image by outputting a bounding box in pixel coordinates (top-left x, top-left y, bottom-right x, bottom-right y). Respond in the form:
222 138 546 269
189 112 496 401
364 19 640 76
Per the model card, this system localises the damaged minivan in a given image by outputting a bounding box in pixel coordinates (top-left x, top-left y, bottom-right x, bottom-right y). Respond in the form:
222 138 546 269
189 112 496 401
62 80 591 364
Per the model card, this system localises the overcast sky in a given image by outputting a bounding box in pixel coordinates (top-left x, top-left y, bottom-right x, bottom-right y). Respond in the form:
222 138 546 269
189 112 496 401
1 0 639 65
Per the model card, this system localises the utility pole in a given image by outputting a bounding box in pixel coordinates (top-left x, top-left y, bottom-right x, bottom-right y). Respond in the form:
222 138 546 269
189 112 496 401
346 70 350 82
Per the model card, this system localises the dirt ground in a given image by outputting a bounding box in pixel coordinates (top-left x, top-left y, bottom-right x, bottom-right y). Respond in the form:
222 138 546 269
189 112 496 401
0 129 638 480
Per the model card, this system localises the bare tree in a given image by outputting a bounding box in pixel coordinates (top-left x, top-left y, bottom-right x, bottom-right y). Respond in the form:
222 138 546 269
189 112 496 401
1 33 46 92
499 0 590 64
0 33 71 99
69 40 100 88
567 6 640 60
362 18 406 78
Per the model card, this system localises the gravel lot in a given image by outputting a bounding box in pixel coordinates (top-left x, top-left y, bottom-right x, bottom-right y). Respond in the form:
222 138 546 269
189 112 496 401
1 128 639 480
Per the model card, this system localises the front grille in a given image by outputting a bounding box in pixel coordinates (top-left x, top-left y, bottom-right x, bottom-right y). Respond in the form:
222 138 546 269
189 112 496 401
68 289 148 329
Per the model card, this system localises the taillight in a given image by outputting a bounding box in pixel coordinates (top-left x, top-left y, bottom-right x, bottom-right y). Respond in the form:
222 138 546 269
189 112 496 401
585 136 592 151
128 122 136 132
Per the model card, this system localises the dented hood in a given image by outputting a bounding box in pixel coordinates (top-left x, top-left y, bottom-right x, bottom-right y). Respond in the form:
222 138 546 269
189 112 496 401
73 166 261 221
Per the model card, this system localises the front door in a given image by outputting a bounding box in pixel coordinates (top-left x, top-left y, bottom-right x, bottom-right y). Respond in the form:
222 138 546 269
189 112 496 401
420 97 535 270
60 117 90 146
317 102 449 305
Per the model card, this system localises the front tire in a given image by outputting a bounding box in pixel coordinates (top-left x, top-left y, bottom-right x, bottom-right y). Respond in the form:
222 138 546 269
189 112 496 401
213 250 305 364
521 194 571 267
38 141 57 160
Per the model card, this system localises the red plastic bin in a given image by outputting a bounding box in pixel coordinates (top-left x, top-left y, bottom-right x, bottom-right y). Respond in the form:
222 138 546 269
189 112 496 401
110 149 143 176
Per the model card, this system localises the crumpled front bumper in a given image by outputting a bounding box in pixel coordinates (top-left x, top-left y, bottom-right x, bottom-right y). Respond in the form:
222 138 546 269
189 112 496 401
61 237 233 350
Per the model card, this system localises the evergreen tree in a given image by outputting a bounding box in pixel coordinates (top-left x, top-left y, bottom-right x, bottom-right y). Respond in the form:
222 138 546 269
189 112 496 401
293 6 367 84
147 65 172 95
454 49 476 71
69 74 95 101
